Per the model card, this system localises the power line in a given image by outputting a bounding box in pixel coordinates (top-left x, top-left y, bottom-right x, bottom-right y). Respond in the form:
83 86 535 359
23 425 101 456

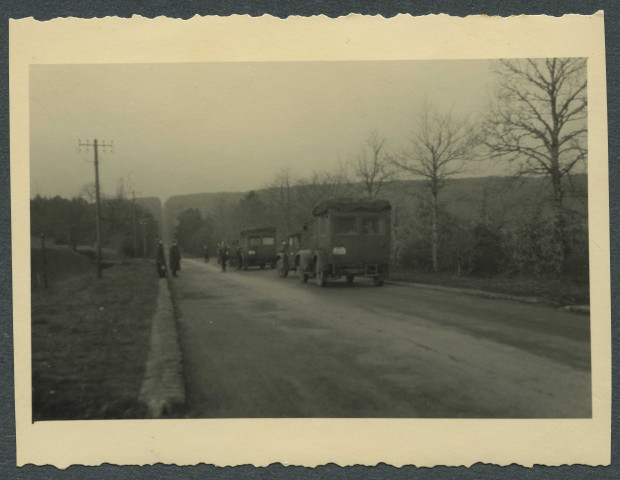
78 138 114 279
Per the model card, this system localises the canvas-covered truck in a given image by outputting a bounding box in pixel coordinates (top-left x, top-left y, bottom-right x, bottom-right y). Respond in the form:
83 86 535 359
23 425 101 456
236 227 278 270
297 198 391 286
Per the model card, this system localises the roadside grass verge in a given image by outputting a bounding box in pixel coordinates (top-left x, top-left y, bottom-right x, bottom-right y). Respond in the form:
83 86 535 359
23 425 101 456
389 269 589 306
31 256 159 421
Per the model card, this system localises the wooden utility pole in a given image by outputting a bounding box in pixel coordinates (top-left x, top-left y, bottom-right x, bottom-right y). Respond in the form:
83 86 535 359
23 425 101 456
132 190 137 257
127 174 140 258
78 138 113 278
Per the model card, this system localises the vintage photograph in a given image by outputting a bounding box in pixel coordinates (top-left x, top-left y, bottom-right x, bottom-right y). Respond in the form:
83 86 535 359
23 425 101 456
11 13 609 468
28 58 591 420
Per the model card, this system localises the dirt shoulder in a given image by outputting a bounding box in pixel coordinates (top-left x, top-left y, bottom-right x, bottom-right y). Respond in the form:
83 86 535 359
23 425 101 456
31 256 159 421
389 270 589 308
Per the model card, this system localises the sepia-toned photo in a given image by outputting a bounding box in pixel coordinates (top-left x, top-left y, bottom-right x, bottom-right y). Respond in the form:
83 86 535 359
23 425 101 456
28 58 591 420
10 13 610 467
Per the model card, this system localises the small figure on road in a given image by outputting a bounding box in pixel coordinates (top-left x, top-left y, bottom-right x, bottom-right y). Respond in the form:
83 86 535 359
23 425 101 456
204 244 210 263
218 242 229 272
231 241 242 269
156 239 167 278
169 240 181 277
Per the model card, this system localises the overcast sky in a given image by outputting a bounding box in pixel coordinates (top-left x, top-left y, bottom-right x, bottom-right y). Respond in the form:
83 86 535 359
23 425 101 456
30 60 499 201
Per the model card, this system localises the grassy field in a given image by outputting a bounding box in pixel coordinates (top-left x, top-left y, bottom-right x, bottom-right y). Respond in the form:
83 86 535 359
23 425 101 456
390 269 589 306
31 250 159 421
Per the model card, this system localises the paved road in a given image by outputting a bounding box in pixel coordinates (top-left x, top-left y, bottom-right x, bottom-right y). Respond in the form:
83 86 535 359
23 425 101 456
171 258 591 418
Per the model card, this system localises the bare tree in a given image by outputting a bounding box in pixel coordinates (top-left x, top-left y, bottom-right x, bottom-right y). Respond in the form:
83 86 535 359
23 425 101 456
212 195 234 241
263 168 294 234
79 182 97 204
392 101 476 272
115 177 125 199
482 58 587 273
351 131 394 198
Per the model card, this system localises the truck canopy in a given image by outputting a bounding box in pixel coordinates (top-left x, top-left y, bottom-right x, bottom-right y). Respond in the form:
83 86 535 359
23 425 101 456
311 198 391 217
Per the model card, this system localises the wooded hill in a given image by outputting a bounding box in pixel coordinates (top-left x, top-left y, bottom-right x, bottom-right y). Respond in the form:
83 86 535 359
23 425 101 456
166 176 587 228
164 174 588 280
164 191 243 242
136 196 163 226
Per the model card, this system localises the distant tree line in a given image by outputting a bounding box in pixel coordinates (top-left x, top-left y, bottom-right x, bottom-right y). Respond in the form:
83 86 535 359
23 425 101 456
172 171 354 257
172 58 588 280
31 193 161 258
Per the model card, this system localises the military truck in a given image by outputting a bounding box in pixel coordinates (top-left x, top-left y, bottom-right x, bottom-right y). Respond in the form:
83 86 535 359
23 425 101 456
235 227 278 270
275 229 309 277
296 198 391 286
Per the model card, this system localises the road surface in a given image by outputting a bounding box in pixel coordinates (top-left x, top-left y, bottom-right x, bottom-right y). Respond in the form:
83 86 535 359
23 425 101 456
170 258 591 418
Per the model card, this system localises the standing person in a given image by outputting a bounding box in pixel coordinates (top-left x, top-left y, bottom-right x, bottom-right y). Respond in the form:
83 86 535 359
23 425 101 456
156 239 167 278
218 242 229 272
169 240 181 277
204 244 209 263
233 242 243 270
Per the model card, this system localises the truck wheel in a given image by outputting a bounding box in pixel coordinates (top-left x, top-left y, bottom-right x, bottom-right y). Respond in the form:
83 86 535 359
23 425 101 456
297 266 308 283
316 264 326 287
373 277 384 287
276 258 288 278
346 275 354 284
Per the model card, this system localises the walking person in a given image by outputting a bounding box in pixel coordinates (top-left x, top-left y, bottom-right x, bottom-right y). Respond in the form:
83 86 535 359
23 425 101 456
204 244 210 263
155 239 167 278
169 240 181 277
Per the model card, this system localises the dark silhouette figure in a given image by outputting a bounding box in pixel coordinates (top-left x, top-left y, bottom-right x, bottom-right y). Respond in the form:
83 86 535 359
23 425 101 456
169 240 181 277
156 239 167 278
218 243 229 272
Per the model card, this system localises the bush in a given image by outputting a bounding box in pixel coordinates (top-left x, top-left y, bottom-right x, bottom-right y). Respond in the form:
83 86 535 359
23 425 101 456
470 223 504 277
399 237 433 271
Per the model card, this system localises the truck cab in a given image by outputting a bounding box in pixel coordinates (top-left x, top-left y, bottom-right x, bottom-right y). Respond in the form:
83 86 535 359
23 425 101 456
297 198 391 286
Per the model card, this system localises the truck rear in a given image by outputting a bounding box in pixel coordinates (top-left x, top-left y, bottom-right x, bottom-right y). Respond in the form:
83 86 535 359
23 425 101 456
299 198 391 286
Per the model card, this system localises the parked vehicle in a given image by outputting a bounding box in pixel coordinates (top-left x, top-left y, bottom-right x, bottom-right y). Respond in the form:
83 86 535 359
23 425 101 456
297 198 391 286
275 229 309 277
227 239 242 269
236 227 278 270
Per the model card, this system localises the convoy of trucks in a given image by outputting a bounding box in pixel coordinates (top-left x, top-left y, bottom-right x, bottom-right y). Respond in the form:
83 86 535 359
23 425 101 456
212 197 391 286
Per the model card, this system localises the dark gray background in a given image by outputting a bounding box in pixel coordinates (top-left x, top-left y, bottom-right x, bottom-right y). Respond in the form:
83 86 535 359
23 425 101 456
1 1 617 478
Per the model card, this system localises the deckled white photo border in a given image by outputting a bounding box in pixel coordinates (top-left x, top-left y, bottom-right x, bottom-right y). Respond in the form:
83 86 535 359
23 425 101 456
9 13 610 467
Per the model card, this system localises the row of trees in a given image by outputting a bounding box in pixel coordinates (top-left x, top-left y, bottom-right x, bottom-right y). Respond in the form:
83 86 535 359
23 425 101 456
349 58 587 276
31 192 161 258
172 58 588 279
171 167 586 280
